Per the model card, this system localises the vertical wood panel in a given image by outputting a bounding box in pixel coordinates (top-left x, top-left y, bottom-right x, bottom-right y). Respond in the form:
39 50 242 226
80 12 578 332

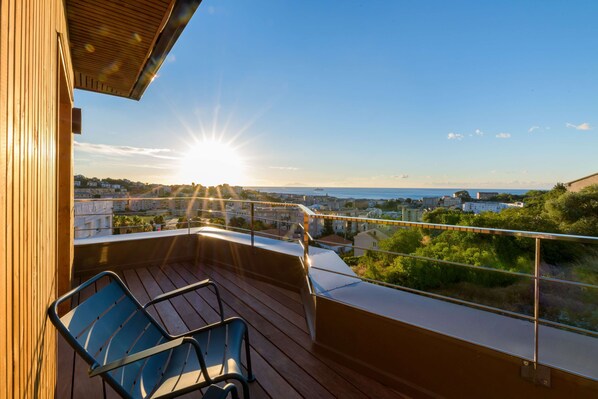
0 0 73 397
0 0 9 396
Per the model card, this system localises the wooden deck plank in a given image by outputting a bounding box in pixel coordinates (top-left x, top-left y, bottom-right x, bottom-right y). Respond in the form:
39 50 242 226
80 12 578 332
205 266 309 333
136 267 188 335
241 273 305 316
120 268 160 322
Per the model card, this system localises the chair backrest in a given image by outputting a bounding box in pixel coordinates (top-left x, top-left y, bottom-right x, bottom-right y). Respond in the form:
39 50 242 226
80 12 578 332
50 272 171 399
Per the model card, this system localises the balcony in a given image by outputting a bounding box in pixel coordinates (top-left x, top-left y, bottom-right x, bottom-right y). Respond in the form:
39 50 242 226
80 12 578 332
62 198 598 398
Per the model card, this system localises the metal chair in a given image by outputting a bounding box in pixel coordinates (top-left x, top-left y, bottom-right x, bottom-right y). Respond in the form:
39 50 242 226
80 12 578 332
48 271 254 399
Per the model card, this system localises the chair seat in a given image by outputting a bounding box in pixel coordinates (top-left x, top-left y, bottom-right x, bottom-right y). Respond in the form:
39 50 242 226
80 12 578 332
150 319 247 399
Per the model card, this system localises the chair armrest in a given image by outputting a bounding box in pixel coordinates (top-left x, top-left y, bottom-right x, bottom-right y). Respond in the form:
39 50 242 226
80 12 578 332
89 337 208 378
143 279 224 322
203 383 239 399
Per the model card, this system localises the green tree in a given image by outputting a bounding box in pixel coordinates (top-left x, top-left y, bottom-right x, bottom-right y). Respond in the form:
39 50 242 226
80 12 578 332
321 219 334 236
453 190 471 201
423 208 463 225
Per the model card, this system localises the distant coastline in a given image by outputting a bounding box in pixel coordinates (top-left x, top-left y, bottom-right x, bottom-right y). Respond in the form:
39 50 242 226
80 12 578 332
245 186 531 200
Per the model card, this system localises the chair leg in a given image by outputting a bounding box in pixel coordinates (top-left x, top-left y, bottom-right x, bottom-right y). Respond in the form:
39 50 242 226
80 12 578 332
244 329 255 382
240 379 250 399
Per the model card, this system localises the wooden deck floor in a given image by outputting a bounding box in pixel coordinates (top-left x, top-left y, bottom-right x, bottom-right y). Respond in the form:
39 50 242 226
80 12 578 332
57 261 407 399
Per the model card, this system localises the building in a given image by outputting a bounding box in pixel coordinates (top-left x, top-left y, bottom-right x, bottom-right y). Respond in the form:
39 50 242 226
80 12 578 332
422 196 441 208
318 234 353 254
0 1 200 395
402 206 424 222
74 201 113 239
354 228 389 256
566 172 598 192
463 201 507 214
477 191 499 200
441 196 462 208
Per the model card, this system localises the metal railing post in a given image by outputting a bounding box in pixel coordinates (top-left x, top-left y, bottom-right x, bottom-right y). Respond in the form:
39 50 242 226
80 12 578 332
303 212 310 267
250 203 255 247
534 237 541 369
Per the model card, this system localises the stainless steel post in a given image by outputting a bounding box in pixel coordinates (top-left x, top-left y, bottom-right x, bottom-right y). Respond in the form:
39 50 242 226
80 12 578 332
303 212 310 268
251 203 255 247
534 238 541 369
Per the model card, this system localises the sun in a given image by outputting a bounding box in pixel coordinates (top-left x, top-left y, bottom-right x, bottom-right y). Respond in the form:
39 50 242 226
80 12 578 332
178 139 246 186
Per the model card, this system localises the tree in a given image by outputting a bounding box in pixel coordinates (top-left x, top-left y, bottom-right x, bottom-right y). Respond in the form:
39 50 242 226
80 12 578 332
453 190 471 201
321 219 334 236
423 208 463 225
545 184 598 236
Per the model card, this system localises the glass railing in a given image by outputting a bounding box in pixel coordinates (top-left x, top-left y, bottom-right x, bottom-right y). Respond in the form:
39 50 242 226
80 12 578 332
74 196 598 382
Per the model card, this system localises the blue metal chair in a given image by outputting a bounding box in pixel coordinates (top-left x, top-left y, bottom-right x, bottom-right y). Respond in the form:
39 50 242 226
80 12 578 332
48 271 255 399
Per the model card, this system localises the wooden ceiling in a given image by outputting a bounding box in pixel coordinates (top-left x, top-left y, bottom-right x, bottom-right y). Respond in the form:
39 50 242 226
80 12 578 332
66 0 201 100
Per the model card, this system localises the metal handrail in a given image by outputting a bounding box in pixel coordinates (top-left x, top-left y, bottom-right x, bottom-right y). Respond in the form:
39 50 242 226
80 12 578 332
75 196 598 243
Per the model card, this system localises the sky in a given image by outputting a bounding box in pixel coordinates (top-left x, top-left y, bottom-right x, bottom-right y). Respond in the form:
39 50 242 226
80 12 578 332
74 0 598 189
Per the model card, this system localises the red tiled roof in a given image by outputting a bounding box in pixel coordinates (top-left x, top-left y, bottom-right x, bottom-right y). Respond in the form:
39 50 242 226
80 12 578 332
319 234 352 246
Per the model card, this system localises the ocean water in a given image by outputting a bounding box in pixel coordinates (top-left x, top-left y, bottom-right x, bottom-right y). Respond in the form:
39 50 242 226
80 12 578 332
246 186 531 200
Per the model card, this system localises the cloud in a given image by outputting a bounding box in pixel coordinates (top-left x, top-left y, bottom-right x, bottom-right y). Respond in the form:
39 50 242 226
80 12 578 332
496 133 511 139
74 141 177 160
269 166 299 171
566 122 591 131
166 54 176 63
528 126 540 133
447 133 464 140
393 174 409 179
474 129 484 136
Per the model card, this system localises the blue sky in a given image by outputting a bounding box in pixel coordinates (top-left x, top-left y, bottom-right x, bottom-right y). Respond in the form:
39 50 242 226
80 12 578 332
74 0 598 188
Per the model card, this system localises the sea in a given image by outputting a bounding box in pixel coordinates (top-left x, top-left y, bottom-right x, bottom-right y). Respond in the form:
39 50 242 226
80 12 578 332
246 187 531 200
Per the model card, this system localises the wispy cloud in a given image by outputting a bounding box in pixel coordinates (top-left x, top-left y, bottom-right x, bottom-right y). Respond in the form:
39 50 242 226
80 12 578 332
74 141 178 160
566 122 591 131
528 126 540 133
496 133 511 139
269 166 299 171
447 132 464 140
393 174 409 179
474 129 484 136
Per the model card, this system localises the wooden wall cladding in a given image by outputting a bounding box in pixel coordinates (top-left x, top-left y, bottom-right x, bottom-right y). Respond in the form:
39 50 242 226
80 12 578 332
0 0 73 397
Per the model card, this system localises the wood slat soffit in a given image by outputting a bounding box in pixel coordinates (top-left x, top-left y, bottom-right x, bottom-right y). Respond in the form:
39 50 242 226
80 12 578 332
66 0 201 100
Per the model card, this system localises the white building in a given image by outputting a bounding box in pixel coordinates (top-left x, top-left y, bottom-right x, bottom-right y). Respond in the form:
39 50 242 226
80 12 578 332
402 207 424 222
74 200 113 239
441 196 462 208
463 202 504 214
422 197 440 209
354 228 389 257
